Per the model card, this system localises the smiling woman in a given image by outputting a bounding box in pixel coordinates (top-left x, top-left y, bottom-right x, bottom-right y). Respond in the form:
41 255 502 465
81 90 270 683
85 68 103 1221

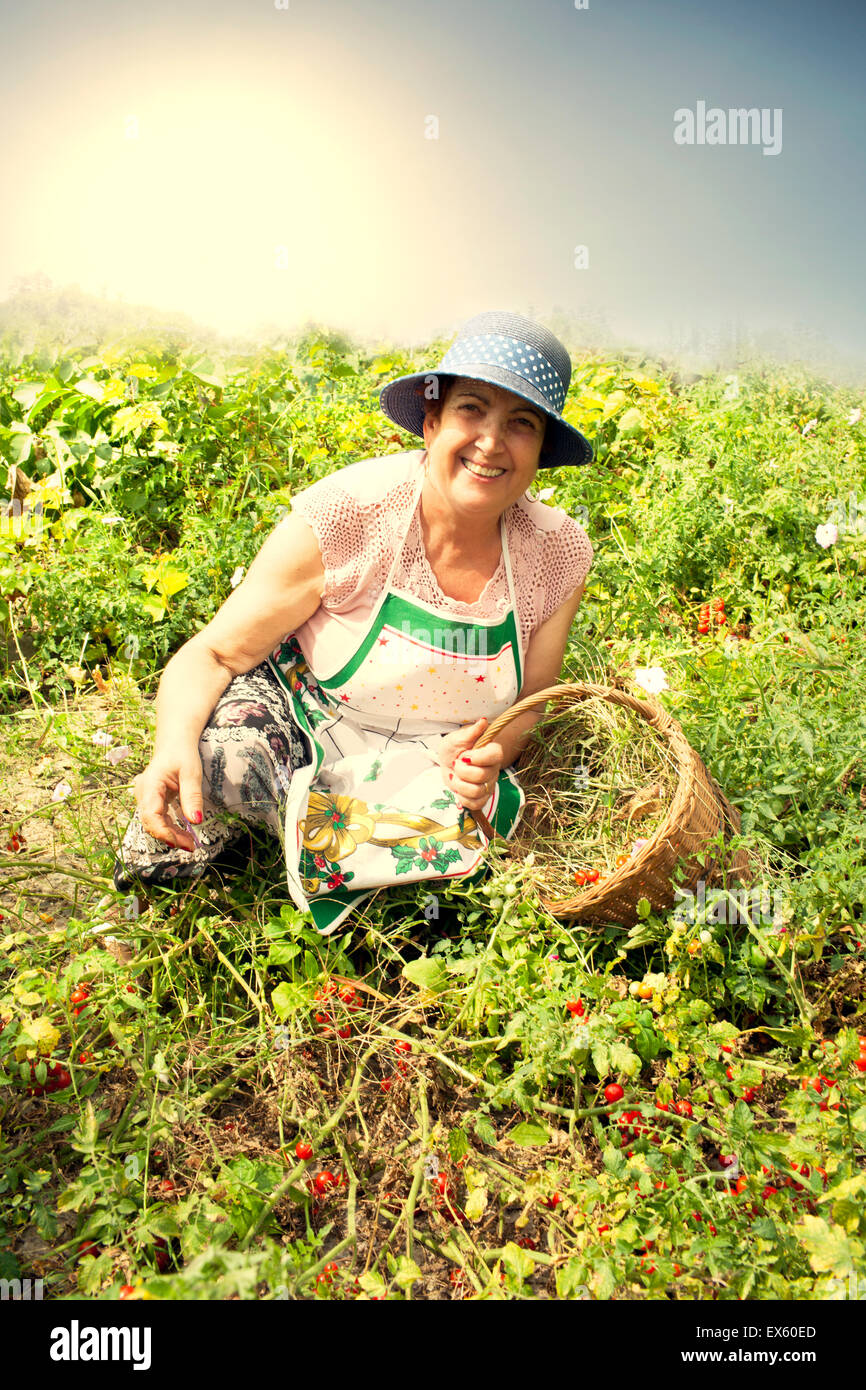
114 311 595 933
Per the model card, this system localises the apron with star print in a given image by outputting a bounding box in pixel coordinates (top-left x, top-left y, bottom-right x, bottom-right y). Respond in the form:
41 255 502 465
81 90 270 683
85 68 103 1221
266 470 526 934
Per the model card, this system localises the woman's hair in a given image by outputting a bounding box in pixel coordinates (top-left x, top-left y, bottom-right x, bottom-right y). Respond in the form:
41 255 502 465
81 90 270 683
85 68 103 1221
418 376 551 460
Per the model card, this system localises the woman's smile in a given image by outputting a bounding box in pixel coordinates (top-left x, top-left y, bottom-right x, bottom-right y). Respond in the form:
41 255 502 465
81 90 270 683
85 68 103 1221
460 455 507 480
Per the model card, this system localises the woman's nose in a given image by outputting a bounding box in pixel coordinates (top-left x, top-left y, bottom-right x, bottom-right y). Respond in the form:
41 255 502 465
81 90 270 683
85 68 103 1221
474 415 506 451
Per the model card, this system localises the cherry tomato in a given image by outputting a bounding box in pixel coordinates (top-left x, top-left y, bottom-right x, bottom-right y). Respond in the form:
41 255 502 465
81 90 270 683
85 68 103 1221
118 1285 136 1299
395 1041 412 1054
314 1170 336 1194
70 986 90 1005
674 1099 693 1117
78 1241 100 1258
295 1141 313 1161
566 999 585 1017
604 1083 624 1104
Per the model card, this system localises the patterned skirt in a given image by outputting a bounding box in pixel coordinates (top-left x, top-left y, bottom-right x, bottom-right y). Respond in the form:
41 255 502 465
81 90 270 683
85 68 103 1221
113 660 311 891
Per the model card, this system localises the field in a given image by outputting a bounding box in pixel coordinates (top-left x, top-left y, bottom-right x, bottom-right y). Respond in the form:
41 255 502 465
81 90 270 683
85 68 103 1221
1 321 865 1301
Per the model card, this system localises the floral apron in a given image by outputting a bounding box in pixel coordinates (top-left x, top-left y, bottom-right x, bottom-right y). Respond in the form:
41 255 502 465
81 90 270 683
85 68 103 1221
267 472 525 933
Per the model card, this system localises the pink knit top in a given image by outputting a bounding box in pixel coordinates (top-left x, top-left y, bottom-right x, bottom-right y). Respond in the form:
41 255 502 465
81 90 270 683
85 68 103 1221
288 449 593 680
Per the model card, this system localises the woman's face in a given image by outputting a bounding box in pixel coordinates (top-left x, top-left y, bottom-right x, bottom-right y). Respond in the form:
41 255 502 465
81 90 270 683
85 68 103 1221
421 376 546 523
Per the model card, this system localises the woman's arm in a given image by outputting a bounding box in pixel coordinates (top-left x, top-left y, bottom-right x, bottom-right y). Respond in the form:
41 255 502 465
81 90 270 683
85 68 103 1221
135 513 326 848
442 579 587 809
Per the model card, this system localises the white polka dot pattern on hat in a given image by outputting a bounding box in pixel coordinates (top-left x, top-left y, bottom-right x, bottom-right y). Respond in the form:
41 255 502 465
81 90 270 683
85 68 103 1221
439 333 566 412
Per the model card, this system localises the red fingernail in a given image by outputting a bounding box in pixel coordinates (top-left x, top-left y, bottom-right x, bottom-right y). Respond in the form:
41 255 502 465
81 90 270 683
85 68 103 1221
193 811 202 824
460 757 471 764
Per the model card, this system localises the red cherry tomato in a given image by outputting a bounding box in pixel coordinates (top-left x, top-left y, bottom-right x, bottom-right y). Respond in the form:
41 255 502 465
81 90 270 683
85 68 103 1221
604 1083 624 1104
118 1285 136 1299
295 1141 313 1161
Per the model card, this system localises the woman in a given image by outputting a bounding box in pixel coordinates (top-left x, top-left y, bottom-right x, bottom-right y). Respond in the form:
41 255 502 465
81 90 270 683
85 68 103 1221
114 310 595 932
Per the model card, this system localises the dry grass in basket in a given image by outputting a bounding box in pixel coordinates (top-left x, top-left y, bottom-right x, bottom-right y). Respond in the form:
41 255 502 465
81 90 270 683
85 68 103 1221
505 693 682 904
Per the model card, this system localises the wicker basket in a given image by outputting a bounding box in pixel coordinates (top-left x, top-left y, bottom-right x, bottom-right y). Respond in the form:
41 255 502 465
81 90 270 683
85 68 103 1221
475 681 755 927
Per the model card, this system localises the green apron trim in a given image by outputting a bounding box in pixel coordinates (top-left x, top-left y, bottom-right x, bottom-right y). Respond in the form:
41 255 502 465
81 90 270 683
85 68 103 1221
315 592 522 692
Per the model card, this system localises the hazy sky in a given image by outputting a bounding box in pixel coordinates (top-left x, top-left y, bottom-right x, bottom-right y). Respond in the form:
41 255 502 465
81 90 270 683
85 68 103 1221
2 0 865 368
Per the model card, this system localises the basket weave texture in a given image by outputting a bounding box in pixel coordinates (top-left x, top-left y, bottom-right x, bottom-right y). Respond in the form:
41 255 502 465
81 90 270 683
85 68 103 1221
477 682 755 927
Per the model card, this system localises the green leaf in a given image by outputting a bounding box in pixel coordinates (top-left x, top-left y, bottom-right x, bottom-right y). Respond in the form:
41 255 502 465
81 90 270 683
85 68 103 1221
508 1121 549 1147
74 377 104 402
464 1185 488 1221
70 1100 100 1155
729 1099 755 1143
616 407 646 439
591 1040 611 1077
156 567 189 599
501 1241 535 1282
402 956 448 993
271 982 305 1019
182 354 226 389
140 594 166 622
608 1040 640 1077
474 1113 497 1146
448 1127 469 1164
391 1255 422 1289
798 1215 860 1276
556 1256 591 1300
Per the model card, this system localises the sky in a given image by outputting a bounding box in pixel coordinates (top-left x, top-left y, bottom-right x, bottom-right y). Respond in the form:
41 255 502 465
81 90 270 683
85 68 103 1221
1 0 865 371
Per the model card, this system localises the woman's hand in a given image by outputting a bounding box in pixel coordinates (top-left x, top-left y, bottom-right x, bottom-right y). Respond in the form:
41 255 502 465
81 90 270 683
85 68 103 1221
133 745 205 852
438 717 504 812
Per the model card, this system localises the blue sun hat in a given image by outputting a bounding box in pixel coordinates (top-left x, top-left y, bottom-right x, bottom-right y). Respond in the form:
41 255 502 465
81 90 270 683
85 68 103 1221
378 309 593 469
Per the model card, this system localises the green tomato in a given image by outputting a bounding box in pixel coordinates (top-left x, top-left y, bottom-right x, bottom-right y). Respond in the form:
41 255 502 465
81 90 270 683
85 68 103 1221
749 946 767 969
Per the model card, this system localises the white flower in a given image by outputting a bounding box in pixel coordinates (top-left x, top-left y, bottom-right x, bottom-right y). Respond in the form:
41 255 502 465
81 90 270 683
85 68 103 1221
230 566 246 588
633 666 670 695
51 780 72 802
536 486 555 502
106 744 131 765
815 523 838 549
848 407 861 425
99 514 124 526
91 730 113 747
802 418 817 436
